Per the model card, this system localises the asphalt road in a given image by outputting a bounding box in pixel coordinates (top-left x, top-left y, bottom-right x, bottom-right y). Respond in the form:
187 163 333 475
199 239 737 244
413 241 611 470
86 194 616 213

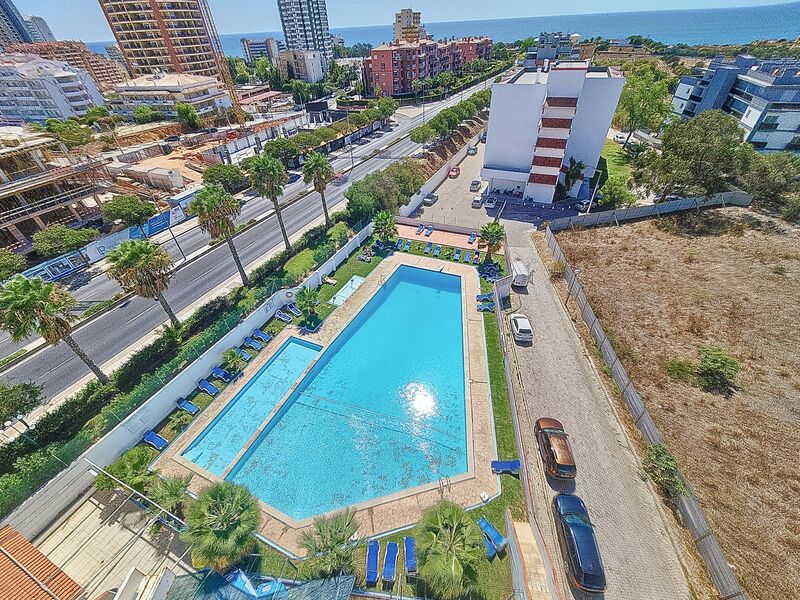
1 79 495 399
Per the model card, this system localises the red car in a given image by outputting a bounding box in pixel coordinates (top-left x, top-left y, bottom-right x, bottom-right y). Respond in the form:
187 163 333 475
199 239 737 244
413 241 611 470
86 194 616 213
448 166 461 178
534 418 577 479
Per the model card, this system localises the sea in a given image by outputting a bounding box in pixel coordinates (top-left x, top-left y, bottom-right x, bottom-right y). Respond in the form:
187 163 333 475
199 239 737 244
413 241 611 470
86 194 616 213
86 2 800 57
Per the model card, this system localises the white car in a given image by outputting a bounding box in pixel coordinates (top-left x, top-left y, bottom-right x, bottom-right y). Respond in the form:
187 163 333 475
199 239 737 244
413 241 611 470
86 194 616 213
575 199 592 212
613 133 627 144
510 313 533 344
485 196 498 209
471 195 484 208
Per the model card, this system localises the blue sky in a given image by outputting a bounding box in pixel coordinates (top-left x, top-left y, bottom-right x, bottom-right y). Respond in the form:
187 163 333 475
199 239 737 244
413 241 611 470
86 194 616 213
13 0 792 41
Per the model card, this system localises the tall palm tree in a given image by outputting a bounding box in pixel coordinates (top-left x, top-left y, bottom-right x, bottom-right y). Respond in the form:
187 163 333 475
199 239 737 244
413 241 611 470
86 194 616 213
182 482 260 572
302 152 335 228
106 239 180 327
294 287 319 317
478 221 505 260
188 184 249 286
0 275 108 383
373 211 397 245
300 509 361 578
150 473 192 518
417 501 484 600
245 153 291 251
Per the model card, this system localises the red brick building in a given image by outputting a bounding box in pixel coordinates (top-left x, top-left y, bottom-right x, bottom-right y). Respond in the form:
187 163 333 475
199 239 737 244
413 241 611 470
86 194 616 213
456 37 493 63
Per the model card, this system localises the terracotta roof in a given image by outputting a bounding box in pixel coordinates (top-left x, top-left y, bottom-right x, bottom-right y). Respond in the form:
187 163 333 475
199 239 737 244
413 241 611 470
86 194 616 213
0 525 83 600
541 118 573 129
532 156 563 168
528 173 558 185
536 137 568 149
545 97 578 108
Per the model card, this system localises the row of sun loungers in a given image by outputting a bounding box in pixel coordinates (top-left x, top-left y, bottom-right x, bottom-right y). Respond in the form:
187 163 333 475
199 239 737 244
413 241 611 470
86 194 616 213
366 537 417 585
414 224 434 236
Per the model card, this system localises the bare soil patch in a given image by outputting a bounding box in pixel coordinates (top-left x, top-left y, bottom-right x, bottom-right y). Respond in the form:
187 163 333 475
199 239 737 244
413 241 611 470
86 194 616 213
555 208 800 600
414 116 486 180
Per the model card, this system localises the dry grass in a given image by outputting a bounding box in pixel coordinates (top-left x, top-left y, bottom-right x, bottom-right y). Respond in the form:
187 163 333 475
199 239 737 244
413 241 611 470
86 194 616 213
555 207 800 600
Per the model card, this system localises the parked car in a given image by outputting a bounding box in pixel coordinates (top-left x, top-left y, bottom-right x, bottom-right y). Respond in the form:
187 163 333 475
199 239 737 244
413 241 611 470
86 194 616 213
467 145 478 156
469 179 482 192
509 313 533 343
575 199 592 212
552 494 607 594
480 130 487 143
202 127 219 134
534 418 576 479
164 135 181 142
471 195 484 209
510 260 529 287
613 132 627 144
423 193 439 206
332 173 349 186
484 196 498 209
448 166 461 178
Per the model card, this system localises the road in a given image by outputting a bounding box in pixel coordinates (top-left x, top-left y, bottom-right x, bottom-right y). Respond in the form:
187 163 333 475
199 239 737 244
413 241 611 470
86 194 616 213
1 78 496 399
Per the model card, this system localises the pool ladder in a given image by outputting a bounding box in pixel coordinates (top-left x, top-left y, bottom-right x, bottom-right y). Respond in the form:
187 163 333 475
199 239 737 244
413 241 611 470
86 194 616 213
438 476 452 493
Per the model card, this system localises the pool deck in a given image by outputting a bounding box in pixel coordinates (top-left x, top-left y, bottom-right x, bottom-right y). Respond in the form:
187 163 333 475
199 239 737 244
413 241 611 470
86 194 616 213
153 253 499 557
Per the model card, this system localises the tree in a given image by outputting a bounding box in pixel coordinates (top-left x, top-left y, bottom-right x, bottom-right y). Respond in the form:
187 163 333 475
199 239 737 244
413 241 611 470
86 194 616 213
478 221 505 259
294 286 320 317
261 137 300 165
202 164 249 193
410 124 436 145
294 131 322 152
300 510 360 578
0 276 108 382
133 105 163 124
411 78 423 102
95 446 156 493
100 195 156 232
150 473 192 518
385 158 424 198
245 154 291 251
614 66 673 148
373 211 397 245
82 106 110 126
302 152 335 227
175 102 202 130
739 151 800 206
0 248 26 280
106 239 180 327
374 97 399 120
182 482 260 571
221 348 247 374
33 118 92 147
417 501 483 600
188 184 249 286
345 191 377 223
31 225 98 258
563 157 586 194
290 80 312 105
598 175 636 208
0 381 43 424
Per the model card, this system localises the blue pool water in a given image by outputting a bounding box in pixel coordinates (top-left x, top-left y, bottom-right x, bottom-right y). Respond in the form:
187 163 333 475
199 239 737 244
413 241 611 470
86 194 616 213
182 338 320 476
228 266 467 520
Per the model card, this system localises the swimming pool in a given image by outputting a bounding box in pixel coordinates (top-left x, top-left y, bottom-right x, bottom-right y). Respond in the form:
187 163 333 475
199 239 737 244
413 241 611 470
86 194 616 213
228 265 467 520
182 338 320 476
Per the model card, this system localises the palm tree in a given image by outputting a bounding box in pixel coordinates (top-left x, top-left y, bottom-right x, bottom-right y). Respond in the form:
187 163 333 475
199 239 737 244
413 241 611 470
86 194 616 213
563 157 586 195
373 211 397 245
417 501 484 600
0 275 108 383
182 482 260 572
106 239 180 327
478 221 505 260
95 446 155 492
294 287 319 317
300 509 360 578
245 153 291 251
302 152 335 228
188 184 249 286
150 473 192 518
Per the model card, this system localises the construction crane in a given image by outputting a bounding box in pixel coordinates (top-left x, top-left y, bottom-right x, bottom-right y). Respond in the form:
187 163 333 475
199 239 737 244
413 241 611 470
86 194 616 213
198 0 245 125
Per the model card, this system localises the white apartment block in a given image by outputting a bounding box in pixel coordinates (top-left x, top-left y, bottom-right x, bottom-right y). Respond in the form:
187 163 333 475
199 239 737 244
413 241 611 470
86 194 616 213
0 53 104 123
482 61 625 204
110 73 232 120
277 0 332 59
277 49 327 83
23 15 55 43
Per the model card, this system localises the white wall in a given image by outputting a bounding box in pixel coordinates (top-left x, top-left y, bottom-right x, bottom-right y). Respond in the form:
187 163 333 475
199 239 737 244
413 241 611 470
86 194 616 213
547 66 588 98
565 74 625 171
483 83 544 173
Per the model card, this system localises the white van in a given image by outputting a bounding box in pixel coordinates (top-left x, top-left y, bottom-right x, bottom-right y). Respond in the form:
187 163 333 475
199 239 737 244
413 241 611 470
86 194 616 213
510 260 529 287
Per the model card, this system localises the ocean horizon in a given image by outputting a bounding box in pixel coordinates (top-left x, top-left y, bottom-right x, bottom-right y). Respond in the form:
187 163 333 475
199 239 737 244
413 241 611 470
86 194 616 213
86 2 800 57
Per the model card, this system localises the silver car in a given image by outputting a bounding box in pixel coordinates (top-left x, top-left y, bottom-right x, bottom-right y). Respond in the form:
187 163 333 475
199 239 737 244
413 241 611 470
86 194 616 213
469 179 482 192
510 313 533 344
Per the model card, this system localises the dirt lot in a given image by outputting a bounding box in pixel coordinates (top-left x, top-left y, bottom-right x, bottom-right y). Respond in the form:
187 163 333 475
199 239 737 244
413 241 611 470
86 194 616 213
555 208 800 600
414 116 486 180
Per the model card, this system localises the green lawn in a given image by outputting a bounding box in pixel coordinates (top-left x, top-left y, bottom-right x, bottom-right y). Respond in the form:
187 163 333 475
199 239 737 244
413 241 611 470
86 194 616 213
600 138 633 184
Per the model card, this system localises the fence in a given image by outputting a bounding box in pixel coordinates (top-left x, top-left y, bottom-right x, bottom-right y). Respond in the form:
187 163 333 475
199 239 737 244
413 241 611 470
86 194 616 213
543 227 747 600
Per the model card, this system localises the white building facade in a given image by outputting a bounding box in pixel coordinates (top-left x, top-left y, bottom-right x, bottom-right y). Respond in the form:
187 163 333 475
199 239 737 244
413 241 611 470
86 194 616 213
482 61 625 204
277 0 332 60
0 53 103 122
276 49 327 83
110 73 232 120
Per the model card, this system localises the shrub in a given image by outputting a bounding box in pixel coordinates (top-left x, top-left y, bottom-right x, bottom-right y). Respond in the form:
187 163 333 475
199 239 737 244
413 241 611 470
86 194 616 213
313 242 335 265
663 358 695 382
643 444 686 498
548 262 566 281
327 221 350 248
285 248 316 279
782 197 800 222
0 382 43 424
696 345 740 393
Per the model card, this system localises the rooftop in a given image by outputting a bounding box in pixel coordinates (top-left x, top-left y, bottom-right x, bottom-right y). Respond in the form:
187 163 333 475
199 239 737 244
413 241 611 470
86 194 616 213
0 53 79 78
115 72 220 90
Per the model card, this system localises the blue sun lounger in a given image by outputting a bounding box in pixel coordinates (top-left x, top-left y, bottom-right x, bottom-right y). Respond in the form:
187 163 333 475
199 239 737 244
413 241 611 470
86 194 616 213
211 366 235 383
425 225 433 236
476 292 495 302
252 328 272 344
416 223 425 235
365 540 380 586
433 245 442 257
176 397 199 415
287 303 302 317
491 459 521 475
468 231 477 244
235 347 252 362
477 302 496 312
395 238 403 250
383 541 399 583
403 240 412 252
478 516 507 552
143 430 168 451
463 251 472 263
484 535 497 561
453 248 462 261
197 379 219 396
404 536 417 575
424 242 432 254
473 251 481 264
275 310 293 323
244 336 263 351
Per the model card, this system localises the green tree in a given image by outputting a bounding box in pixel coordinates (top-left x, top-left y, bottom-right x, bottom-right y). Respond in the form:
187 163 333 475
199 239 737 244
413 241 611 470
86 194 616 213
221 348 247 374
294 286 320 317
0 248 26 280
202 164 249 193
478 221 505 259
31 225 98 258
290 80 312 105
175 102 202 130
182 482 260 571
260 137 300 165
385 158 424 198
150 473 192 518
245 154 291 251
100 195 156 233
373 210 397 245
105 239 180 327
345 191 377 223
302 152 335 227
739 151 800 206
133 105 163 124
614 66 672 148
189 184 249 286
0 381 43 424
300 510 360 578
35 118 92 147
374 97 399 120
563 157 586 194
417 501 483 600
410 124 436 144
0 276 108 382
82 106 110 126
294 131 322 152
598 175 636 208
95 446 156 493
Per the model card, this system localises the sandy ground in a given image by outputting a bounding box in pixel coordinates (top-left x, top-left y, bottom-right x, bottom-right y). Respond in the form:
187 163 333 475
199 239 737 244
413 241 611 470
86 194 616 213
555 207 800 600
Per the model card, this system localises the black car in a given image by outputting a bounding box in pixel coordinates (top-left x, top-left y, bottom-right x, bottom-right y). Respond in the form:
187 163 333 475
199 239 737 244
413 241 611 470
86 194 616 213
552 494 607 593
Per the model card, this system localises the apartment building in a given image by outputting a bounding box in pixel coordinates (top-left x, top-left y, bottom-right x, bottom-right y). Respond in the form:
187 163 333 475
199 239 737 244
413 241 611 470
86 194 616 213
276 49 327 83
6 41 129 89
277 0 332 59
98 0 223 80
109 72 232 121
481 60 625 204
0 54 104 123
672 54 800 152
394 8 424 42
525 32 580 67
241 37 282 64
456 37 492 63
23 15 55 43
0 127 108 251
0 0 32 47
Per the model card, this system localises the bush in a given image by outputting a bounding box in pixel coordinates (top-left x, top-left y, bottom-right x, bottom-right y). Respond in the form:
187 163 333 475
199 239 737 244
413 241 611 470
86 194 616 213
663 358 695 382
285 248 316 279
202 164 249 193
644 444 686 498
327 222 350 248
547 262 565 281
696 345 740 393
313 242 335 265
782 197 800 222
113 334 180 392
0 382 43 424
